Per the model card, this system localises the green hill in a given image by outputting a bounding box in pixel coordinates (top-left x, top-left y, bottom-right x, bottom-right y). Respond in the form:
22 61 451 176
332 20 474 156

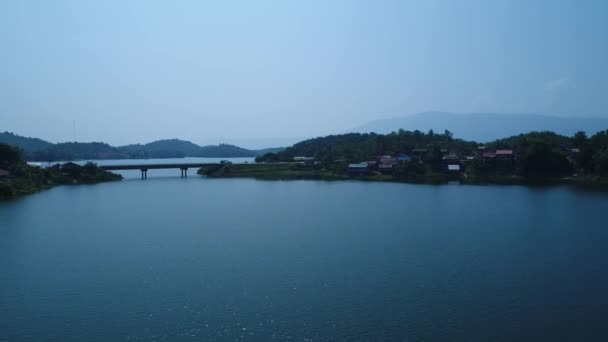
256 129 608 181
0 132 284 161
0 131 54 152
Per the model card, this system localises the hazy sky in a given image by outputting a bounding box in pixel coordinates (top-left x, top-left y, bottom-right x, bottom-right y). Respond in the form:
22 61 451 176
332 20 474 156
1 0 607 146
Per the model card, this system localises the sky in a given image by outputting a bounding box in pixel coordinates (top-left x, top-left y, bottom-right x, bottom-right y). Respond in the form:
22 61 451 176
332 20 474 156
1 0 607 147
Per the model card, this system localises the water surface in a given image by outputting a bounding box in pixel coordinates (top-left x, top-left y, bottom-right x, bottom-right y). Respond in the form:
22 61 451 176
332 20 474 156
1 167 608 341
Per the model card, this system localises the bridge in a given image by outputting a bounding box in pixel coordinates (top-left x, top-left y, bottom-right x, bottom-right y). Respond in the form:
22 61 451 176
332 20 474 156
99 163 221 179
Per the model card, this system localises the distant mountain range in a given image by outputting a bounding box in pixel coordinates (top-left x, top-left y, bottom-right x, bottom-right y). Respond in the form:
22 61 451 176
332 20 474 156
352 112 608 142
0 132 284 161
5 112 607 161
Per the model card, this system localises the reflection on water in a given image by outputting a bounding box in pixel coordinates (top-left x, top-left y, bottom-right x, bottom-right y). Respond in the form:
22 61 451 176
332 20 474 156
1 176 608 341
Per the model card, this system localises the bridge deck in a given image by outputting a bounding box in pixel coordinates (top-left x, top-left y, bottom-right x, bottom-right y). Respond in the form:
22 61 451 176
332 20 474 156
99 163 220 170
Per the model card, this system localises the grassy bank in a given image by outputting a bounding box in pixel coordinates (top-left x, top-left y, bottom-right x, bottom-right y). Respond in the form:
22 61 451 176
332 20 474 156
198 163 348 181
198 163 452 184
0 163 122 201
198 163 608 190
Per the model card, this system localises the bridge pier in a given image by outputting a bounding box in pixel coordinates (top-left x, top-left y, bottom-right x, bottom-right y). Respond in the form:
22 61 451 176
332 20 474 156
100 163 214 179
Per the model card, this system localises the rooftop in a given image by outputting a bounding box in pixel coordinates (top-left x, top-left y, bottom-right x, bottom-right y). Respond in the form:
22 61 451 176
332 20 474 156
348 162 368 168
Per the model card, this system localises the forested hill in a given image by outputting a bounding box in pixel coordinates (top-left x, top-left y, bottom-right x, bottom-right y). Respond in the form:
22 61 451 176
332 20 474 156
0 132 54 152
0 143 122 200
353 112 608 142
118 139 266 158
257 129 608 178
0 132 284 161
259 130 477 163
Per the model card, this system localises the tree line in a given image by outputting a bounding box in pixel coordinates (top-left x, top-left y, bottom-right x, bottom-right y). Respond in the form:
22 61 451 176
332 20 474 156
256 129 608 179
0 143 122 200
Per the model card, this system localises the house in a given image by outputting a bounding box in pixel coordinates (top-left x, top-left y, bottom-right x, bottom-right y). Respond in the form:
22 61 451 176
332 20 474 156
495 149 514 169
60 162 81 175
412 148 428 161
293 156 315 165
495 150 513 157
443 153 460 162
347 162 369 174
483 151 496 158
378 163 393 173
447 164 461 172
378 156 397 165
397 154 411 162
0 168 9 179
293 156 314 161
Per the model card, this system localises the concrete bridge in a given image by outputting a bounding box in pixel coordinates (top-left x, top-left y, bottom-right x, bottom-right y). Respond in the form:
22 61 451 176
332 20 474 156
99 163 220 179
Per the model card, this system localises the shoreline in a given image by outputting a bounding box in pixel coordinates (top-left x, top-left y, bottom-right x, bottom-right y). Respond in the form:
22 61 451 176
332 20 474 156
198 163 608 191
1 177 123 201
0 163 122 201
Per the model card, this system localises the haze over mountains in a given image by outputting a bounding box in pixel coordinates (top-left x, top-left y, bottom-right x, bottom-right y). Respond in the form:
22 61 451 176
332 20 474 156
352 112 608 142
3 112 608 161
0 132 283 161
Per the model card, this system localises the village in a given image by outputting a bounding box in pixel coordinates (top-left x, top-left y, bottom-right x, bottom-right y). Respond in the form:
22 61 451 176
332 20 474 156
293 146 518 176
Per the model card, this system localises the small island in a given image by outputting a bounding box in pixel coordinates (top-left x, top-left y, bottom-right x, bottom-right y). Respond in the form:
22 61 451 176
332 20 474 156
0 143 122 200
199 129 608 189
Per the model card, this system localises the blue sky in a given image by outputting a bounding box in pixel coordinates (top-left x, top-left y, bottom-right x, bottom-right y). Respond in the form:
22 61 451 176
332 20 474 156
1 0 607 146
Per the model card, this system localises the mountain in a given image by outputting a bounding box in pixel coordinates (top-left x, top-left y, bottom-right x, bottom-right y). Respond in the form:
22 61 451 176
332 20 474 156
118 140 283 158
50 142 128 160
0 131 54 152
352 112 608 142
0 132 284 161
197 144 256 158
119 139 203 158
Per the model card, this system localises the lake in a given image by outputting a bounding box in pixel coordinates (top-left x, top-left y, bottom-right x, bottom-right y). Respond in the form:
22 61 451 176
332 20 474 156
1 159 608 341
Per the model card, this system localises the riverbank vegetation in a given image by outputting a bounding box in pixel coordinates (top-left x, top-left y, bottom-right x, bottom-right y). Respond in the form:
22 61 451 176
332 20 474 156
0 143 122 200
198 163 348 180
223 129 608 188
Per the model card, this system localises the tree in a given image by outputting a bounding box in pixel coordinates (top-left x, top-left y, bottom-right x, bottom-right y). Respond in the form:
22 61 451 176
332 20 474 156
255 152 279 163
597 150 608 177
394 160 425 180
519 140 572 177
426 144 444 172
467 157 492 176
578 147 595 173
0 143 22 168
573 131 588 149
444 129 453 141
